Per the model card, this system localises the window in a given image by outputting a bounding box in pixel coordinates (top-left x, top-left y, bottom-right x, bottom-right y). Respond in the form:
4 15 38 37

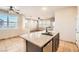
8 15 17 28
30 20 37 30
39 20 51 29
25 19 37 31
0 11 18 29
25 19 55 31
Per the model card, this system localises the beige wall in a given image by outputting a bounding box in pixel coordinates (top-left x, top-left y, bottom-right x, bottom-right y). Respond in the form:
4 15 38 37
55 7 77 42
76 7 79 47
0 14 25 39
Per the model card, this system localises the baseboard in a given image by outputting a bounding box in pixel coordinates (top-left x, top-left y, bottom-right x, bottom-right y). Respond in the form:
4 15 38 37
60 39 79 51
60 39 76 44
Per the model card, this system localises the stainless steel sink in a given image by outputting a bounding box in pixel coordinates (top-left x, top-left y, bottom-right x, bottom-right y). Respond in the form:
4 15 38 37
42 32 53 36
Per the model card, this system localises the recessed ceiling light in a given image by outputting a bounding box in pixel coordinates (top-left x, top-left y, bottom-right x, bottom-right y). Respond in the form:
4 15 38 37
42 7 47 11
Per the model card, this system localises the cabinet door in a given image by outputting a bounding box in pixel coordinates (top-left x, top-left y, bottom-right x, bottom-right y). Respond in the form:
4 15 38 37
55 33 59 51
43 41 52 52
26 41 42 52
52 33 59 52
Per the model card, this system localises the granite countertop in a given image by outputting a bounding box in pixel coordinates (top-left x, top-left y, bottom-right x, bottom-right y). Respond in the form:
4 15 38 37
20 31 58 48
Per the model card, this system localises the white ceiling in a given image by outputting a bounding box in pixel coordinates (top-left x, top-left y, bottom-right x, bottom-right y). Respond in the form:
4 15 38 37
0 6 69 19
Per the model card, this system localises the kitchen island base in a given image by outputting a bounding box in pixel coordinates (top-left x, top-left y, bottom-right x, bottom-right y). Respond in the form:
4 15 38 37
26 33 59 52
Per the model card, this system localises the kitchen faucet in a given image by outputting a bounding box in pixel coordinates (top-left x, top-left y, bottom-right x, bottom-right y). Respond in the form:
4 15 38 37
46 27 51 32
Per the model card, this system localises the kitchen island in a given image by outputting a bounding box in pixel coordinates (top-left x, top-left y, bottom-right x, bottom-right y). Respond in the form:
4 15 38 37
20 31 59 52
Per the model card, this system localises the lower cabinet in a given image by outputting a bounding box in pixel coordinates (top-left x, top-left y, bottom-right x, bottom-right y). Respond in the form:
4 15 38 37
52 33 59 52
26 41 42 52
43 41 52 52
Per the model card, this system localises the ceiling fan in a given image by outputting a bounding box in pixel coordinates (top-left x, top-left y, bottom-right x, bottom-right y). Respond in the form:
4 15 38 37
8 6 21 14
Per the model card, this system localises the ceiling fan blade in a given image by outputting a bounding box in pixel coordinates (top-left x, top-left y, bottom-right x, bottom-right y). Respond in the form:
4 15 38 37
8 6 23 15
